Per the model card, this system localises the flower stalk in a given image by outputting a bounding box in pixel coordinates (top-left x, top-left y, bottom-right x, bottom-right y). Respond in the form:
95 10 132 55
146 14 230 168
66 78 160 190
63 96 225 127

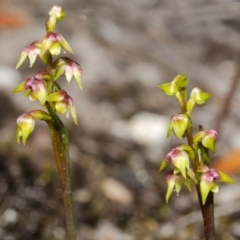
46 102 76 240
13 5 81 240
158 75 235 240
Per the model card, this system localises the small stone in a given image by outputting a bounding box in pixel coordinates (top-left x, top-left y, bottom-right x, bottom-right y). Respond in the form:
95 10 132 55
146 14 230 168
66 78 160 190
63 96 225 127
53 226 66 240
3 208 18 224
73 188 92 204
95 220 133 240
100 177 134 206
111 111 169 147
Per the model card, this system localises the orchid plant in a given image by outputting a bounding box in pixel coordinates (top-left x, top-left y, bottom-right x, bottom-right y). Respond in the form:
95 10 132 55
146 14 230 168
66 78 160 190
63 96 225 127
159 75 235 240
13 6 81 240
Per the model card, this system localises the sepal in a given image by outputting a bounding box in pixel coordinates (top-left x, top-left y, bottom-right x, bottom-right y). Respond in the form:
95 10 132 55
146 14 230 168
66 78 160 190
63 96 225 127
158 81 179 96
190 88 211 105
218 171 236 184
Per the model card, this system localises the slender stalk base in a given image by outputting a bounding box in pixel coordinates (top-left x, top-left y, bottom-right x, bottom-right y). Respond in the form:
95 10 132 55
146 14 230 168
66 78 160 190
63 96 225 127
46 102 77 240
197 187 215 240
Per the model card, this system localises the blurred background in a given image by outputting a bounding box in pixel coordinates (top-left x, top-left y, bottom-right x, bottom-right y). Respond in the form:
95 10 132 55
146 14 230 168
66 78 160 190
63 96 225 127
1 0 240 239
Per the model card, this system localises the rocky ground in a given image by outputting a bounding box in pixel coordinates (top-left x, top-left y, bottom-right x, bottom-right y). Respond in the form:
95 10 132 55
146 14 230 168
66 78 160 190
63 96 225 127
0 0 240 239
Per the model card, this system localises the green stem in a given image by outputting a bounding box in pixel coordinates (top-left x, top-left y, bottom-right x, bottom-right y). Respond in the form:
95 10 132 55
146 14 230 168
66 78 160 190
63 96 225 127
197 190 215 240
46 102 77 240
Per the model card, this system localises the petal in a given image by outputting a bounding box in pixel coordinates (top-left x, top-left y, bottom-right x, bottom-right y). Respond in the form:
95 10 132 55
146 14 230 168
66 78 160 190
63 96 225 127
218 171 236 184
70 104 78 125
159 158 168 171
16 52 27 69
13 81 26 93
59 36 74 54
200 180 214 205
73 70 82 89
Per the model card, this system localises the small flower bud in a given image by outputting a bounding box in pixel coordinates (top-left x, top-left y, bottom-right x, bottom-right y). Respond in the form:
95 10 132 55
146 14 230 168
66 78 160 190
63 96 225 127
16 113 35 145
201 130 218 153
190 88 211 105
49 5 66 21
41 32 74 56
173 74 188 88
47 5 66 32
168 113 189 139
16 110 52 145
53 57 82 89
47 90 78 124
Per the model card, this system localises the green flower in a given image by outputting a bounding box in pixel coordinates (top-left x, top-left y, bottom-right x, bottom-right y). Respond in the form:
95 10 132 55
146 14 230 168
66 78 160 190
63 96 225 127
47 90 78 125
41 32 74 55
16 110 51 145
198 165 236 204
13 72 50 105
16 41 42 69
190 88 211 105
160 148 190 178
53 57 83 89
194 130 218 153
167 113 189 139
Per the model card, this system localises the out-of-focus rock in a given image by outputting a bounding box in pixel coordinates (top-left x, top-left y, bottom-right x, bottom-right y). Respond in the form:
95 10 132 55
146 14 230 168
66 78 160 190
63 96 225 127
111 111 169 147
95 220 134 240
73 188 92 204
100 177 134 206
0 66 21 90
